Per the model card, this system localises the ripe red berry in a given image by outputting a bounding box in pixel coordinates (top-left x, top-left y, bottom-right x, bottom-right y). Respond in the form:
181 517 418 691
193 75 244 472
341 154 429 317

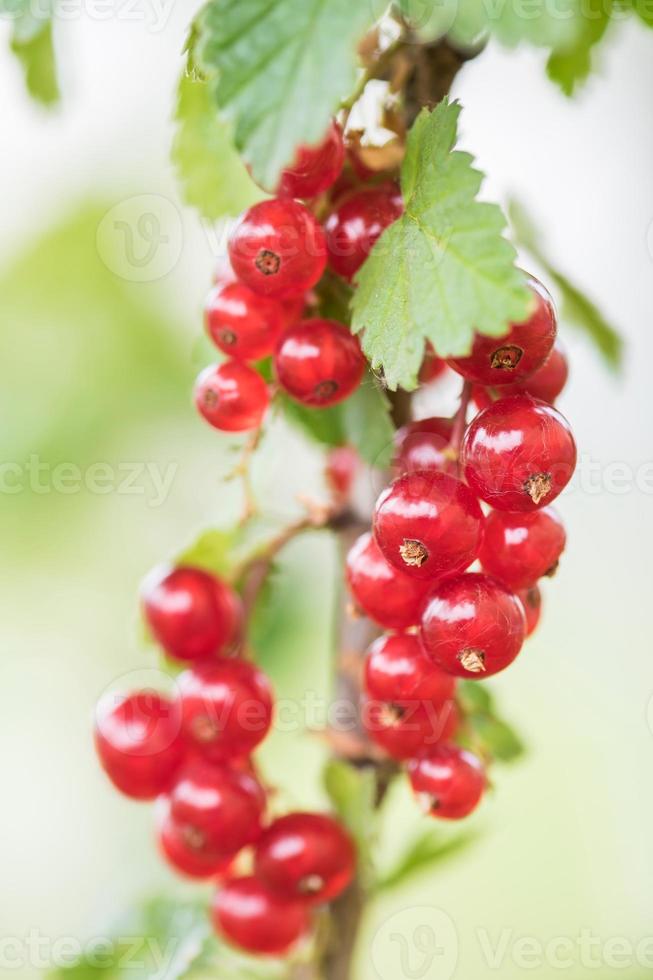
419 342 447 384
255 812 355 904
447 274 556 385
177 659 273 762
512 341 569 403
157 805 235 879
141 565 242 663
345 532 432 630
420 573 526 678
277 121 345 199
274 318 365 407
94 691 182 800
479 507 566 590
325 182 403 281
461 395 577 511
228 199 326 299
364 633 456 705
408 745 486 820
212 876 310 956
393 417 456 477
363 689 458 760
204 282 290 361
517 585 542 637
194 361 269 433
325 445 359 499
373 472 484 581
166 760 265 861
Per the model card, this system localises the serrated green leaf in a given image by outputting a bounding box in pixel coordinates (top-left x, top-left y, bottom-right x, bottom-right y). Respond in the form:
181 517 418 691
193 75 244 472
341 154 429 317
172 70 261 220
546 0 612 95
509 199 623 370
195 0 373 188
351 100 530 390
378 829 475 891
324 758 377 880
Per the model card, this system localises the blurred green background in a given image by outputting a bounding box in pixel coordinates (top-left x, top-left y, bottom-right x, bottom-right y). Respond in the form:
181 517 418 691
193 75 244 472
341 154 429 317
1 12 652 980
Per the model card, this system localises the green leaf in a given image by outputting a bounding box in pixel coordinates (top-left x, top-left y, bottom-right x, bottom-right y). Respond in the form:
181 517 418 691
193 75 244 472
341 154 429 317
280 395 347 449
324 758 377 879
546 0 612 95
195 0 373 188
172 70 262 220
378 829 475 891
457 680 525 764
509 199 623 370
0 1 59 105
351 100 530 390
630 0 653 25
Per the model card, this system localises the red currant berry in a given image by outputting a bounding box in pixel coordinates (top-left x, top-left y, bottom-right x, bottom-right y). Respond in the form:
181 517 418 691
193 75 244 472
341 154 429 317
447 274 556 385
393 417 456 477
479 507 566 590
157 805 234 879
512 341 569 403
420 573 526 679
373 472 484 581
345 532 432 630
194 361 269 433
212 876 310 956
517 585 542 637
94 691 182 800
177 659 273 762
274 318 365 407
461 394 577 511
408 745 486 820
228 199 326 299
325 182 403 281
255 812 355 904
419 343 447 384
141 565 242 663
277 121 345 199
363 689 458 761
364 633 456 705
204 282 290 361
325 445 359 499
167 760 265 860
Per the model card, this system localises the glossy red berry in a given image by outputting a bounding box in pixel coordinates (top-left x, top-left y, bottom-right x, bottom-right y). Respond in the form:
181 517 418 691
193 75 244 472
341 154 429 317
255 812 355 904
325 445 359 499
479 507 566 590
277 121 345 199
94 691 182 800
373 472 484 581
393 417 456 477
408 745 486 820
228 199 326 299
166 761 265 861
141 565 242 663
419 343 448 384
212 876 310 956
345 532 432 630
194 361 269 432
157 805 235 879
364 633 456 705
363 693 458 761
461 395 577 511
204 282 290 361
518 585 542 637
512 341 569 402
274 318 365 407
447 274 556 385
325 182 403 281
420 573 526 679
177 659 273 762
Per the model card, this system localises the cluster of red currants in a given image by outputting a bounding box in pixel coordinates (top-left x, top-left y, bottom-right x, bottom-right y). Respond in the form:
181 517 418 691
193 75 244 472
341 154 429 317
194 120 404 430
346 274 576 818
94 564 355 956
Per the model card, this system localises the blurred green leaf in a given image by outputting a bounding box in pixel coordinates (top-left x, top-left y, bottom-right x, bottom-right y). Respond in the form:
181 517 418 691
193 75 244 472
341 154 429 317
546 0 612 95
195 0 373 188
352 101 530 390
280 396 347 450
509 199 623 370
324 759 377 879
378 829 475 891
457 681 525 763
0 1 59 105
172 71 262 220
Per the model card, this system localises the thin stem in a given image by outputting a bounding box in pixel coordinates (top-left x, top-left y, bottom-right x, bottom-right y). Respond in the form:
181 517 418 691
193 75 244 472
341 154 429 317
446 380 473 464
339 34 406 125
226 426 264 525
